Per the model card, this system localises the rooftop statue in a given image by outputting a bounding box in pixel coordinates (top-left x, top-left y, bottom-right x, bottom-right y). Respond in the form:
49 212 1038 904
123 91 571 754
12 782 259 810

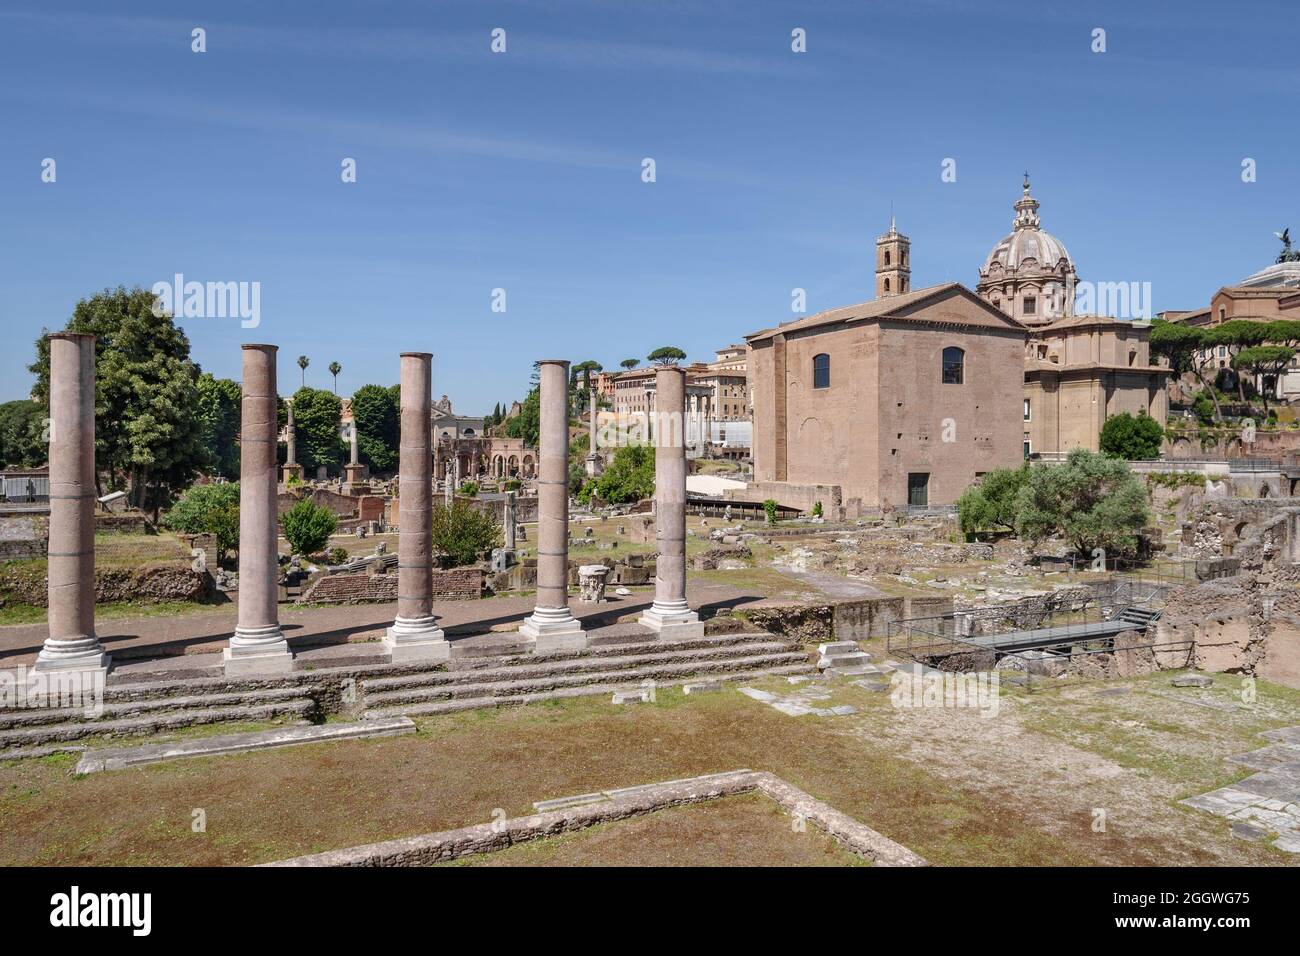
1277 228 1298 263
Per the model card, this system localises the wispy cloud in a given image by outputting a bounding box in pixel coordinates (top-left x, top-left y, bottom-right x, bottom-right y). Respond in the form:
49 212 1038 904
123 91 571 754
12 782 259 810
0 10 797 76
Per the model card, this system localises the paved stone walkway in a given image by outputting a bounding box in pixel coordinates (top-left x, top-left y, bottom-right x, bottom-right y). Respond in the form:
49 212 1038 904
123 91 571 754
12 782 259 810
1181 725 1300 853
0 581 770 670
739 678 858 718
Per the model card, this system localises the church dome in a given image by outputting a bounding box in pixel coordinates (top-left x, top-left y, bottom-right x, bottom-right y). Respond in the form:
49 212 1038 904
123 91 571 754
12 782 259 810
980 178 1074 275
975 177 1079 325
983 227 1073 274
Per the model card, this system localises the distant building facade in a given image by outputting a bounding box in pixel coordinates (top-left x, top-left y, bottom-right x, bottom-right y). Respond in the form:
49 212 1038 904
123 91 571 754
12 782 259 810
745 283 1026 515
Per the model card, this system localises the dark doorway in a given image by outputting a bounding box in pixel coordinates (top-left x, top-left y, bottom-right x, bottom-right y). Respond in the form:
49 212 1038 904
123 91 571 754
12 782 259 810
907 472 929 508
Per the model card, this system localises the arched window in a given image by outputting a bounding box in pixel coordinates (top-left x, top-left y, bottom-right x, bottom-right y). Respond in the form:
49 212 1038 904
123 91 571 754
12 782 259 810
884 250 891 265
884 278 891 293
812 353 830 389
942 346 964 384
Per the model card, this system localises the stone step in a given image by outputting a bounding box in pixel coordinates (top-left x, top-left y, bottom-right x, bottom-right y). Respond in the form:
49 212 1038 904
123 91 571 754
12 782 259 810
0 698 316 752
817 641 861 656
818 650 874 670
74 717 416 774
362 639 802 694
0 685 310 730
361 663 816 719
363 651 811 708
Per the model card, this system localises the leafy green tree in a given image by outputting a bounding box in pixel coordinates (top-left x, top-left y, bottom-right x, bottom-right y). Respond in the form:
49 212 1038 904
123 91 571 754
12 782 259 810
0 399 48 469
956 465 1030 536
1014 449 1149 556
1263 320 1300 349
1206 321 1271 403
162 482 240 565
280 498 338 556
648 346 686 366
29 286 207 515
571 360 602 414
350 384 399 472
431 499 501 566
620 358 639 370
1150 320 1220 421
505 387 540 448
1099 411 1165 460
589 444 655 504
1232 345 1295 413
196 373 241 478
291 387 344 473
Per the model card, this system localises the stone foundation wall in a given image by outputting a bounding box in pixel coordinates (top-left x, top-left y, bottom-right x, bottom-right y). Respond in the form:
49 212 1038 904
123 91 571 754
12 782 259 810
740 594 954 643
0 514 46 560
302 567 484 604
0 562 209 607
277 488 361 519
1156 568 1300 686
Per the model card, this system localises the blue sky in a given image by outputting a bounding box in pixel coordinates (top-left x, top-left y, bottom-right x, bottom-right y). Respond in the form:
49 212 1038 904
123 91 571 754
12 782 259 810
2 0 1296 410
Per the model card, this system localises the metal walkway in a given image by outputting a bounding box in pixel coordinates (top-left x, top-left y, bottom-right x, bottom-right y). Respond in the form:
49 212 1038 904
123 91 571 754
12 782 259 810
956 606 1162 654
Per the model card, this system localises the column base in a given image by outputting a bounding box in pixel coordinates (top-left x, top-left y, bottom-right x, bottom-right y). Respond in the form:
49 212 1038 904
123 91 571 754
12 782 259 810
639 602 705 641
32 636 111 677
224 625 294 676
384 617 450 663
520 606 586 653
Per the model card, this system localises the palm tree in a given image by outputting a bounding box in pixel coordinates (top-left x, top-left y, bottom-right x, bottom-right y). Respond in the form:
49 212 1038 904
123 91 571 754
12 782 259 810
297 355 310 387
328 361 342 394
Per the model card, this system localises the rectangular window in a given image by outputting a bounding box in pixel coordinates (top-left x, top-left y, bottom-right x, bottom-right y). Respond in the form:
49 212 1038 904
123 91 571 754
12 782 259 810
1023 296 1037 315
1023 440 1032 459
1023 398 1031 421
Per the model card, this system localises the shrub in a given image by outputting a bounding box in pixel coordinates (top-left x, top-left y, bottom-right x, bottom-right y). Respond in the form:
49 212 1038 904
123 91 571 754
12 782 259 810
280 498 338 556
460 481 479 498
762 499 779 525
1099 412 1164 460
956 465 1029 537
590 445 655 505
811 501 823 518
1015 449 1150 557
431 499 501 567
162 483 240 565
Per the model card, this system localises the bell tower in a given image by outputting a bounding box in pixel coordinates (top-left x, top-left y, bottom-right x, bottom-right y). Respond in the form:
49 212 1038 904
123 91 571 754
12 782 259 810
875 217 910 298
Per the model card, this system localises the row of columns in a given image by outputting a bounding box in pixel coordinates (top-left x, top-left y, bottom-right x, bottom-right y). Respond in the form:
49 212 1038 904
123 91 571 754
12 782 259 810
33 342 702 678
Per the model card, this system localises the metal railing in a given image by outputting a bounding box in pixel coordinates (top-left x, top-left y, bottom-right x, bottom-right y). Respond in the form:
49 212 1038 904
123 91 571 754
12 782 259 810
885 577 1174 663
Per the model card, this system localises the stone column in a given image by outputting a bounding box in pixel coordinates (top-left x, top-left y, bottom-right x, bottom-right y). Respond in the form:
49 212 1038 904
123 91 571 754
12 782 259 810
585 382 601 477
34 332 109 675
521 359 584 651
703 393 713 455
343 421 366 491
640 366 703 639
504 490 517 551
281 399 303 485
225 345 293 675
384 352 448 662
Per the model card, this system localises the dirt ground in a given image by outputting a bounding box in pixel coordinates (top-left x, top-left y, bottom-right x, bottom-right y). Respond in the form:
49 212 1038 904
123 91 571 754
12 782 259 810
2 670 1296 867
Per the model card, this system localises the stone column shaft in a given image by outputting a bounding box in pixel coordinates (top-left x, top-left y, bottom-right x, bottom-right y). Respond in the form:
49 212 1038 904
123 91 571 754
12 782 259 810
385 352 447 661
226 345 292 675
640 366 702 639
521 360 584 651
35 332 109 674
504 491 517 551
